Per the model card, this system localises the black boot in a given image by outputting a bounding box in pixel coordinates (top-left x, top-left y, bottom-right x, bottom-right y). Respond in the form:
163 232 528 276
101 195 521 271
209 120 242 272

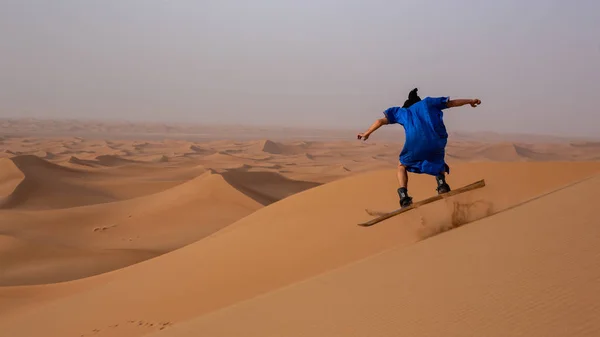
397 187 413 208
436 174 451 194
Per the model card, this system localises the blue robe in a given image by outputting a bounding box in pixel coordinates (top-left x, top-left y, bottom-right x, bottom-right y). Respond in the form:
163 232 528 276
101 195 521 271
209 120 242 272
383 96 450 176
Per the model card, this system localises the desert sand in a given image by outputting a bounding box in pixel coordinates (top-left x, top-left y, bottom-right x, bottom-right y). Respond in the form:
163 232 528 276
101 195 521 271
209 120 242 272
1 118 599 336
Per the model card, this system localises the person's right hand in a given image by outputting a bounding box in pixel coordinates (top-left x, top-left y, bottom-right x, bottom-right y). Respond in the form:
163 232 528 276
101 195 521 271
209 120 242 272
357 132 369 141
470 99 481 107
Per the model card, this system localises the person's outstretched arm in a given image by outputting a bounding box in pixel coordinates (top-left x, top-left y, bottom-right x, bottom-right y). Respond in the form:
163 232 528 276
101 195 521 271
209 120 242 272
447 98 481 108
357 117 388 140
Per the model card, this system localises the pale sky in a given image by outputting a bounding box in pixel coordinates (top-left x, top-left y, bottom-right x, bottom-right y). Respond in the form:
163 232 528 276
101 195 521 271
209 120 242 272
1 0 599 137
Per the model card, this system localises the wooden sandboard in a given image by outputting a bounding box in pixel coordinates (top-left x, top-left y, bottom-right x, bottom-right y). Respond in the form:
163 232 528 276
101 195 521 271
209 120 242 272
358 179 486 227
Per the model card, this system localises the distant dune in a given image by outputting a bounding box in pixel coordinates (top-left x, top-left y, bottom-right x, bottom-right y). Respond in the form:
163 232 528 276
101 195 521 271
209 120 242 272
257 139 312 155
0 155 117 210
0 152 322 286
447 141 599 162
0 124 598 337
0 158 25 200
570 141 600 148
188 144 215 155
219 168 321 205
0 168 264 286
69 154 144 168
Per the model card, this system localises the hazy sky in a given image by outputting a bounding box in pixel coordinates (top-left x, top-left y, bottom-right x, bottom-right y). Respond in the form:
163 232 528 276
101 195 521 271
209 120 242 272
1 0 599 137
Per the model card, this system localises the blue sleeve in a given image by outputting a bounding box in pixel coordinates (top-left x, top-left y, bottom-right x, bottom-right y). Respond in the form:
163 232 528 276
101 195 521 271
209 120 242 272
383 107 407 125
426 96 450 110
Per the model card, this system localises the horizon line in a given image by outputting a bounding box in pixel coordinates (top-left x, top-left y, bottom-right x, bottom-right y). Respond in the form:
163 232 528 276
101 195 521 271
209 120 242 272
1 116 598 143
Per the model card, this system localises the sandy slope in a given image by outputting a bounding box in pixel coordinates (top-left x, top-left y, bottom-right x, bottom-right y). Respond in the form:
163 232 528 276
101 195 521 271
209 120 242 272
0 155 208 209
1 155 121 209
1 160 599 337
0 169 264 286
0 157 25 199
164 174 600 337
219 168 322 205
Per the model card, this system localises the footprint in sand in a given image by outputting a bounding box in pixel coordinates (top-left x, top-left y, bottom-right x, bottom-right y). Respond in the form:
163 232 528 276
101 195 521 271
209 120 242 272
80 320 173 336
92 224 118 232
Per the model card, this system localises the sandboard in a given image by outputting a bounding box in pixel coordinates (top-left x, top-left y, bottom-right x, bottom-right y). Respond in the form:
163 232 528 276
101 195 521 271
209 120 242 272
358 179 486 227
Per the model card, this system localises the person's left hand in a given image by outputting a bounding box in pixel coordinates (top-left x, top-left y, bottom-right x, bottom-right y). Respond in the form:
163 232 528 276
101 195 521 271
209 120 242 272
470 99 481 107
357 132 369 141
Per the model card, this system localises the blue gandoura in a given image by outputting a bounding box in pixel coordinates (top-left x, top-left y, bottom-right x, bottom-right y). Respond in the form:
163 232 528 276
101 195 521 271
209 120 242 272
357 88 481 208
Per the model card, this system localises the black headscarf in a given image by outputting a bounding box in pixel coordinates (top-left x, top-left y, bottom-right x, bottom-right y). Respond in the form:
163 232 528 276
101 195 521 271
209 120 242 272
402 88 421 108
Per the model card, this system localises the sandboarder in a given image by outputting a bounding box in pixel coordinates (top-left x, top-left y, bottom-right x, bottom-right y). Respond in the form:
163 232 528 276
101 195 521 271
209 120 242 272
357 88 481 208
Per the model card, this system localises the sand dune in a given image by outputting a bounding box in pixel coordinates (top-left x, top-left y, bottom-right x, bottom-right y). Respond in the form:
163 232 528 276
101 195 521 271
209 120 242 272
0 160 321 285
0 233 158 287
188 144 214 155
474 142 523 161
447 142 524 161
0 158 25 199
513 144 561 161
164 174 600 337
68 155 103 167
258 139 286 154
68 155 144 167
219 168 322 205
0 169 263 285
94 155 144 166
0 155 118 209
446 141 600 162
257 139 311 155
0 125 599 337
1 160 599 336
570 141 600 148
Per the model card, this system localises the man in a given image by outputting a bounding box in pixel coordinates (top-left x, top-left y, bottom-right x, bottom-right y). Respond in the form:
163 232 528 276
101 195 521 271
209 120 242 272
357 88 481 208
